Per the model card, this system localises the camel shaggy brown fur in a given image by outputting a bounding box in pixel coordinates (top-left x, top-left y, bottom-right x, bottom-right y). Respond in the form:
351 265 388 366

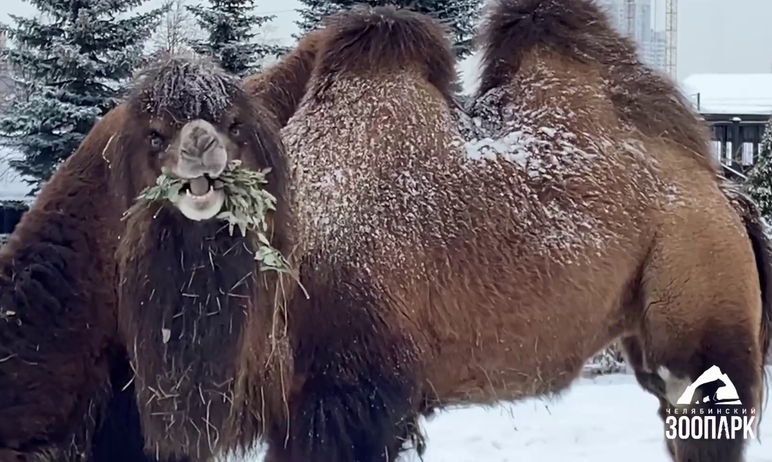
111 58 294 461
265 2 772 462
243 29 323 128
0 101 156 461
0 90 184 462
0 56 293 462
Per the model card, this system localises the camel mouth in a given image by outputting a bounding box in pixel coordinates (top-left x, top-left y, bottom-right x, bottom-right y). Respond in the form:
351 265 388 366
172 175 226 221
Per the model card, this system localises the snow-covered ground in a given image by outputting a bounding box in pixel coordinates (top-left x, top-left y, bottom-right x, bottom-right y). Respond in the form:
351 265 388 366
237 370 772 462
413 372 772 462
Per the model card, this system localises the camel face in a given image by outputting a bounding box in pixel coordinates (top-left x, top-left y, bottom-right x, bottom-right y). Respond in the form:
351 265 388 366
111 56 293 459
113 57 281 223
162 119 231 221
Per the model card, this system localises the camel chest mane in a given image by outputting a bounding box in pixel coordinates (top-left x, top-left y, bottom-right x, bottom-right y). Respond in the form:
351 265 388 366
118 209 260 457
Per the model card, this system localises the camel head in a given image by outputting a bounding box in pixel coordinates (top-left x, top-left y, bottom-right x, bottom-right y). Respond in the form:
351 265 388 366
109 56 292 459
112 56 285 222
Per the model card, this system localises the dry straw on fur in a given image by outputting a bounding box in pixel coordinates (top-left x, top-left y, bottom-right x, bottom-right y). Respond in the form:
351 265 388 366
132 57 238 123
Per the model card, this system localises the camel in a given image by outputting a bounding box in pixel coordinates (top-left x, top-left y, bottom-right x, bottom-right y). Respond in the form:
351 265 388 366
1 2 768 461
112 58 296 461
0 56 293 462
249 2 772 462
0 84 162 462
243 29 324 129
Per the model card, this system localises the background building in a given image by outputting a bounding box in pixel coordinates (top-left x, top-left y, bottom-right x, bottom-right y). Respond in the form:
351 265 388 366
595 0 668 73
682 73 772 179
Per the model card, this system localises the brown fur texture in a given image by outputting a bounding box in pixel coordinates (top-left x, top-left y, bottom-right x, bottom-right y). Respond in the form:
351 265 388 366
263 7 457 462
269 2 772 462
721 181 772 369
477 0 715 169
310 5 456 103
111 57 295 461
0 103 129 461
242 29 324 127
0 55 294 462
243 5 459 130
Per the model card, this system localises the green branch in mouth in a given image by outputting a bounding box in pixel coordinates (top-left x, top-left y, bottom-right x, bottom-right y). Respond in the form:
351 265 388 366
124 159 292 275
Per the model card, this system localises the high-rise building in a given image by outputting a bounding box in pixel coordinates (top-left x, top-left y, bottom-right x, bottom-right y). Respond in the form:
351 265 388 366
594 0 668 73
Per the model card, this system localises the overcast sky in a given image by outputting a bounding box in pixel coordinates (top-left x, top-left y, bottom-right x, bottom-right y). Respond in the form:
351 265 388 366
2 0 772 85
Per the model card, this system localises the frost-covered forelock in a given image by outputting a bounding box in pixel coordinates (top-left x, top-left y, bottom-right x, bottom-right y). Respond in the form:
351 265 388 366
132 58 240 123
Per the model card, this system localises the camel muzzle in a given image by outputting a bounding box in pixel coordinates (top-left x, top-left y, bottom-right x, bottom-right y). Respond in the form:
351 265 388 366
176 119 229 179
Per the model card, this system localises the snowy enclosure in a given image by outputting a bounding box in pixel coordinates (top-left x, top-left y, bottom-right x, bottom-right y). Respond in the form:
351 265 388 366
229 369 772 462
0 149 33 203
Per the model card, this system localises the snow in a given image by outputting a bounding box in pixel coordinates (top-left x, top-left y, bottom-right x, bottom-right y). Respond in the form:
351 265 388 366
228 370 772 462
681 74 772 116
135 57 239 123
0 148 33 202
458 51 482 96
413 372 772 462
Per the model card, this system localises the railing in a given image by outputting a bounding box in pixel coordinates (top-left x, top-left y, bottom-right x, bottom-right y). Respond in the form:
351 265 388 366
711 141 756 166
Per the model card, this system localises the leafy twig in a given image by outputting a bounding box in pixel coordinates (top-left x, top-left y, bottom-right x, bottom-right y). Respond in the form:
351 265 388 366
124 160 291 274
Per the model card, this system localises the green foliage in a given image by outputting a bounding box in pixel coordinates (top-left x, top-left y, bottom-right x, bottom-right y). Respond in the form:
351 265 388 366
0 0 165 192
188 0 287 77
294 0 483 59
124 160 291 274
745 117 772 221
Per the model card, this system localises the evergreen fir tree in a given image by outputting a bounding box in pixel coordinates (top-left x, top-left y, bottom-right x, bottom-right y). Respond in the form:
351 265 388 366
0 0 165 191
745 116 772 221
294 0 483 59
188 0 287 78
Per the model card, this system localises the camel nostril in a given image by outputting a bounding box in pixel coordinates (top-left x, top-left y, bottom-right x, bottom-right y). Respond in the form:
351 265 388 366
200 137 217 154
177 120 228 177
181 135 220 160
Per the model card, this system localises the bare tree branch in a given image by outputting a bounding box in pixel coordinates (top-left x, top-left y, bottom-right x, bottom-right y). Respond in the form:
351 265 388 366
151 0 203 57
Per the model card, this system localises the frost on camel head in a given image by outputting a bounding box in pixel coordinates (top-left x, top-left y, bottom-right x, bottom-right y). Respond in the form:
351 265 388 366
120 57 253 221
113 55 292 459
134 57 238 125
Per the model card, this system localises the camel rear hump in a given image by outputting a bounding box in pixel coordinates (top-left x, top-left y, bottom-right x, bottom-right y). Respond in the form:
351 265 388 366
477 0 628 94
478 0 715 171
313 5 456 100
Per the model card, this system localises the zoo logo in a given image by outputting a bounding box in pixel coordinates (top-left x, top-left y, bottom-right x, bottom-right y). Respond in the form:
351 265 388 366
664 365 756 441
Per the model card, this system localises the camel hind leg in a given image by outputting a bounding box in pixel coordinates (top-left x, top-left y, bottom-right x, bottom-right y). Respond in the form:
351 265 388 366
636 225 767 462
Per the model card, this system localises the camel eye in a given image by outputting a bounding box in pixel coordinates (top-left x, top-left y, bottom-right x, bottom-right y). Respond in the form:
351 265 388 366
229 122 242 137
149 131 165 150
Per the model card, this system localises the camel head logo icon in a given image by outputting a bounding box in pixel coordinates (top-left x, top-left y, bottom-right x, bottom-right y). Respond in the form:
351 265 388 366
676 365 742 406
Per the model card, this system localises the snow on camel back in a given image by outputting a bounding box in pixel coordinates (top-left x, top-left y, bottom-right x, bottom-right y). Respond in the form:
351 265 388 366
274 2 772 462
473 0 716 173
